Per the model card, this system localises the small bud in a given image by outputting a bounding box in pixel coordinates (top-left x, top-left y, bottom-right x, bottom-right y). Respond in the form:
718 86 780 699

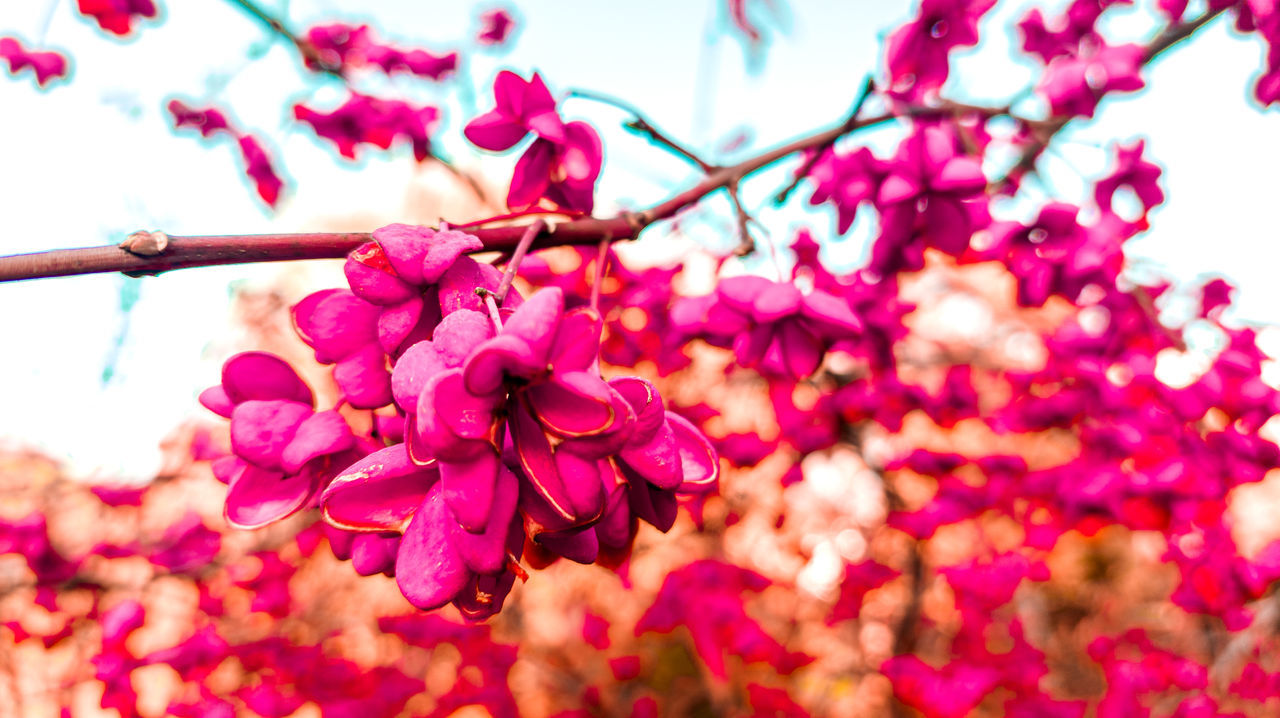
120 230 169 257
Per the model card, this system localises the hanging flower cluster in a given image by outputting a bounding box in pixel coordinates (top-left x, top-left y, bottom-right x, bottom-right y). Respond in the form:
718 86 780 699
201 223 718 619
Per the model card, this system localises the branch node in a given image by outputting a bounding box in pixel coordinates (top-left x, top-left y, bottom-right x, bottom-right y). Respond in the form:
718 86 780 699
119 230 170 258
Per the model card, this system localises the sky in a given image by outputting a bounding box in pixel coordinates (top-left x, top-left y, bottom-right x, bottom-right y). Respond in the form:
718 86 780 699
0 0 1277 480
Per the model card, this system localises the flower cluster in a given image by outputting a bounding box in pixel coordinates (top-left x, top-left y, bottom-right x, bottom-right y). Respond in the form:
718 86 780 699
202 224 719 619
465 71 603 212
76 0 157 36
0 37 68 88
303 22 458 80
168 99 285 207
294 92 441 162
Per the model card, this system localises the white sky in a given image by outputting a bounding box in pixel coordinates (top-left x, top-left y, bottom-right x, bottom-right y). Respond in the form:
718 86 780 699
0 0 1276 479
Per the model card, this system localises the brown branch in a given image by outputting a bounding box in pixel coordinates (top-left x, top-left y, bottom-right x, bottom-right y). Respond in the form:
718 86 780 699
569 89 716 172
773 75 876 205
224 0 343 76
0 109 902 283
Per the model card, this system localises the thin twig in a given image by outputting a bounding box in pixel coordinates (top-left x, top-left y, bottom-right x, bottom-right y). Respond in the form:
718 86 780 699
495 220 547 302
773 75 876 205
726 179 757 256
569 89 716 172
223 0 343 76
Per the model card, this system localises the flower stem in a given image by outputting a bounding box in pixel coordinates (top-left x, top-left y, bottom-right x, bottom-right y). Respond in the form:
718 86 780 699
495 219 547 302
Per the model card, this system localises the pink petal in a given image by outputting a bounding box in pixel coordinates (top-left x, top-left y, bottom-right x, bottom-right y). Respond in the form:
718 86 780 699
508 401 576 524
225 465 317 530
321 444 437 532
455 465 520 573
281 410 355 474
434 371 500 442
221 352 313 406
507 139 554 210
440 450 502 533
463 110 528 152
493 69 528 117
376 295 424 356
431 308 494 368
753 282 803 322
395 486 471 611
372 224 432 285
717 275 774 314
610 376 665 440
619 421 682 490
463 334 542 396
230 400 311 470
438 256 502 315
777 323 823 378
198 386 235 419
667 412 719 493
553 447 608 523
536 526 599 564
391 340 444 414
550 306 603 371
420 229 485 284
293 289 380 364
528 371 617 438
333 345 392 409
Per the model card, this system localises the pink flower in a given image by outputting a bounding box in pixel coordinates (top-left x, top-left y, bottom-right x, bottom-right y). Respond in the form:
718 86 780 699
0 37 69 87
477 9 516 46
465 71 603 212
295 92 441 162
76 0 157 36
884 0 997 100
1038 42 1144 118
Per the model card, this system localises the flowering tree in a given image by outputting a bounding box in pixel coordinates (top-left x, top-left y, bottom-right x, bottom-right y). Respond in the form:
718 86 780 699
4 0 1280 715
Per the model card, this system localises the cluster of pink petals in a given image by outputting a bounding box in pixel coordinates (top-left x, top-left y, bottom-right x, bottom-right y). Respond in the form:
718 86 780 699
294 92 441 162
167 99 285 208
476 8 516 46
76 0 157 36
672 275 863 379
884 0 997 99
465 71 603 212
199 352 369 530
303 22 457 80
0 37 69 87
204 224 719 619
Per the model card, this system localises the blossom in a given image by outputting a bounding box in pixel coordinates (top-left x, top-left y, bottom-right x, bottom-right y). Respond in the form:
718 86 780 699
477 9 516 46
303 22 457 80
465 71 603 212
295 92 441 161
0 37 69 87
200 352 365 529
1038 42 1144 119
884 0 997 99
76 0 157 36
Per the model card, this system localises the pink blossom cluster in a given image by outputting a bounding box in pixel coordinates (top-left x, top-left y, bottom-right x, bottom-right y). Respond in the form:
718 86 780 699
0 37 68 87
201 223 719 619
168 99 285 207
303 22 457 80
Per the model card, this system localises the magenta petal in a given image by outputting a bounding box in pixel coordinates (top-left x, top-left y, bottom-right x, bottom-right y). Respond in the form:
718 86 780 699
553 447 607 522
666 412 719 493
503 286 563 362
434 371 499 442
293 289 381 364
322 444 437 532
281 410 355 474
610 377 665 440
800 290 863 335
463 334 542 395
528 372 617 438
345 249 416 305
629 479 677 533
333 345 392 409
537 526 599 564
753 282 803 322
455 465 519 573
550 307 603 372
431 308 494 368
395 486 471 611
508 402 576 523
493 69 528 117
877 171 923 205
507 139 554 210
377 296 424 356
777 323 823 378
526 109 567 144
372 224 431 285
351 533 400 576
595 487 633 549
717 275 774 313
440 450 501 533
230 400 312 470
225 465 317 530
391 340 444 414
463 110 528 152
221 352 313 406
559 122 602 183
438 256 502 315
199 386 235 419
734 324 774 367
420 229 485 284
523 72 558 116
620 421 682 490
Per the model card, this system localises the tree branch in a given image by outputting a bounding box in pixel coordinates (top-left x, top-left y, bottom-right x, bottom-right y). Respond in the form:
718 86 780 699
569 89 716 172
